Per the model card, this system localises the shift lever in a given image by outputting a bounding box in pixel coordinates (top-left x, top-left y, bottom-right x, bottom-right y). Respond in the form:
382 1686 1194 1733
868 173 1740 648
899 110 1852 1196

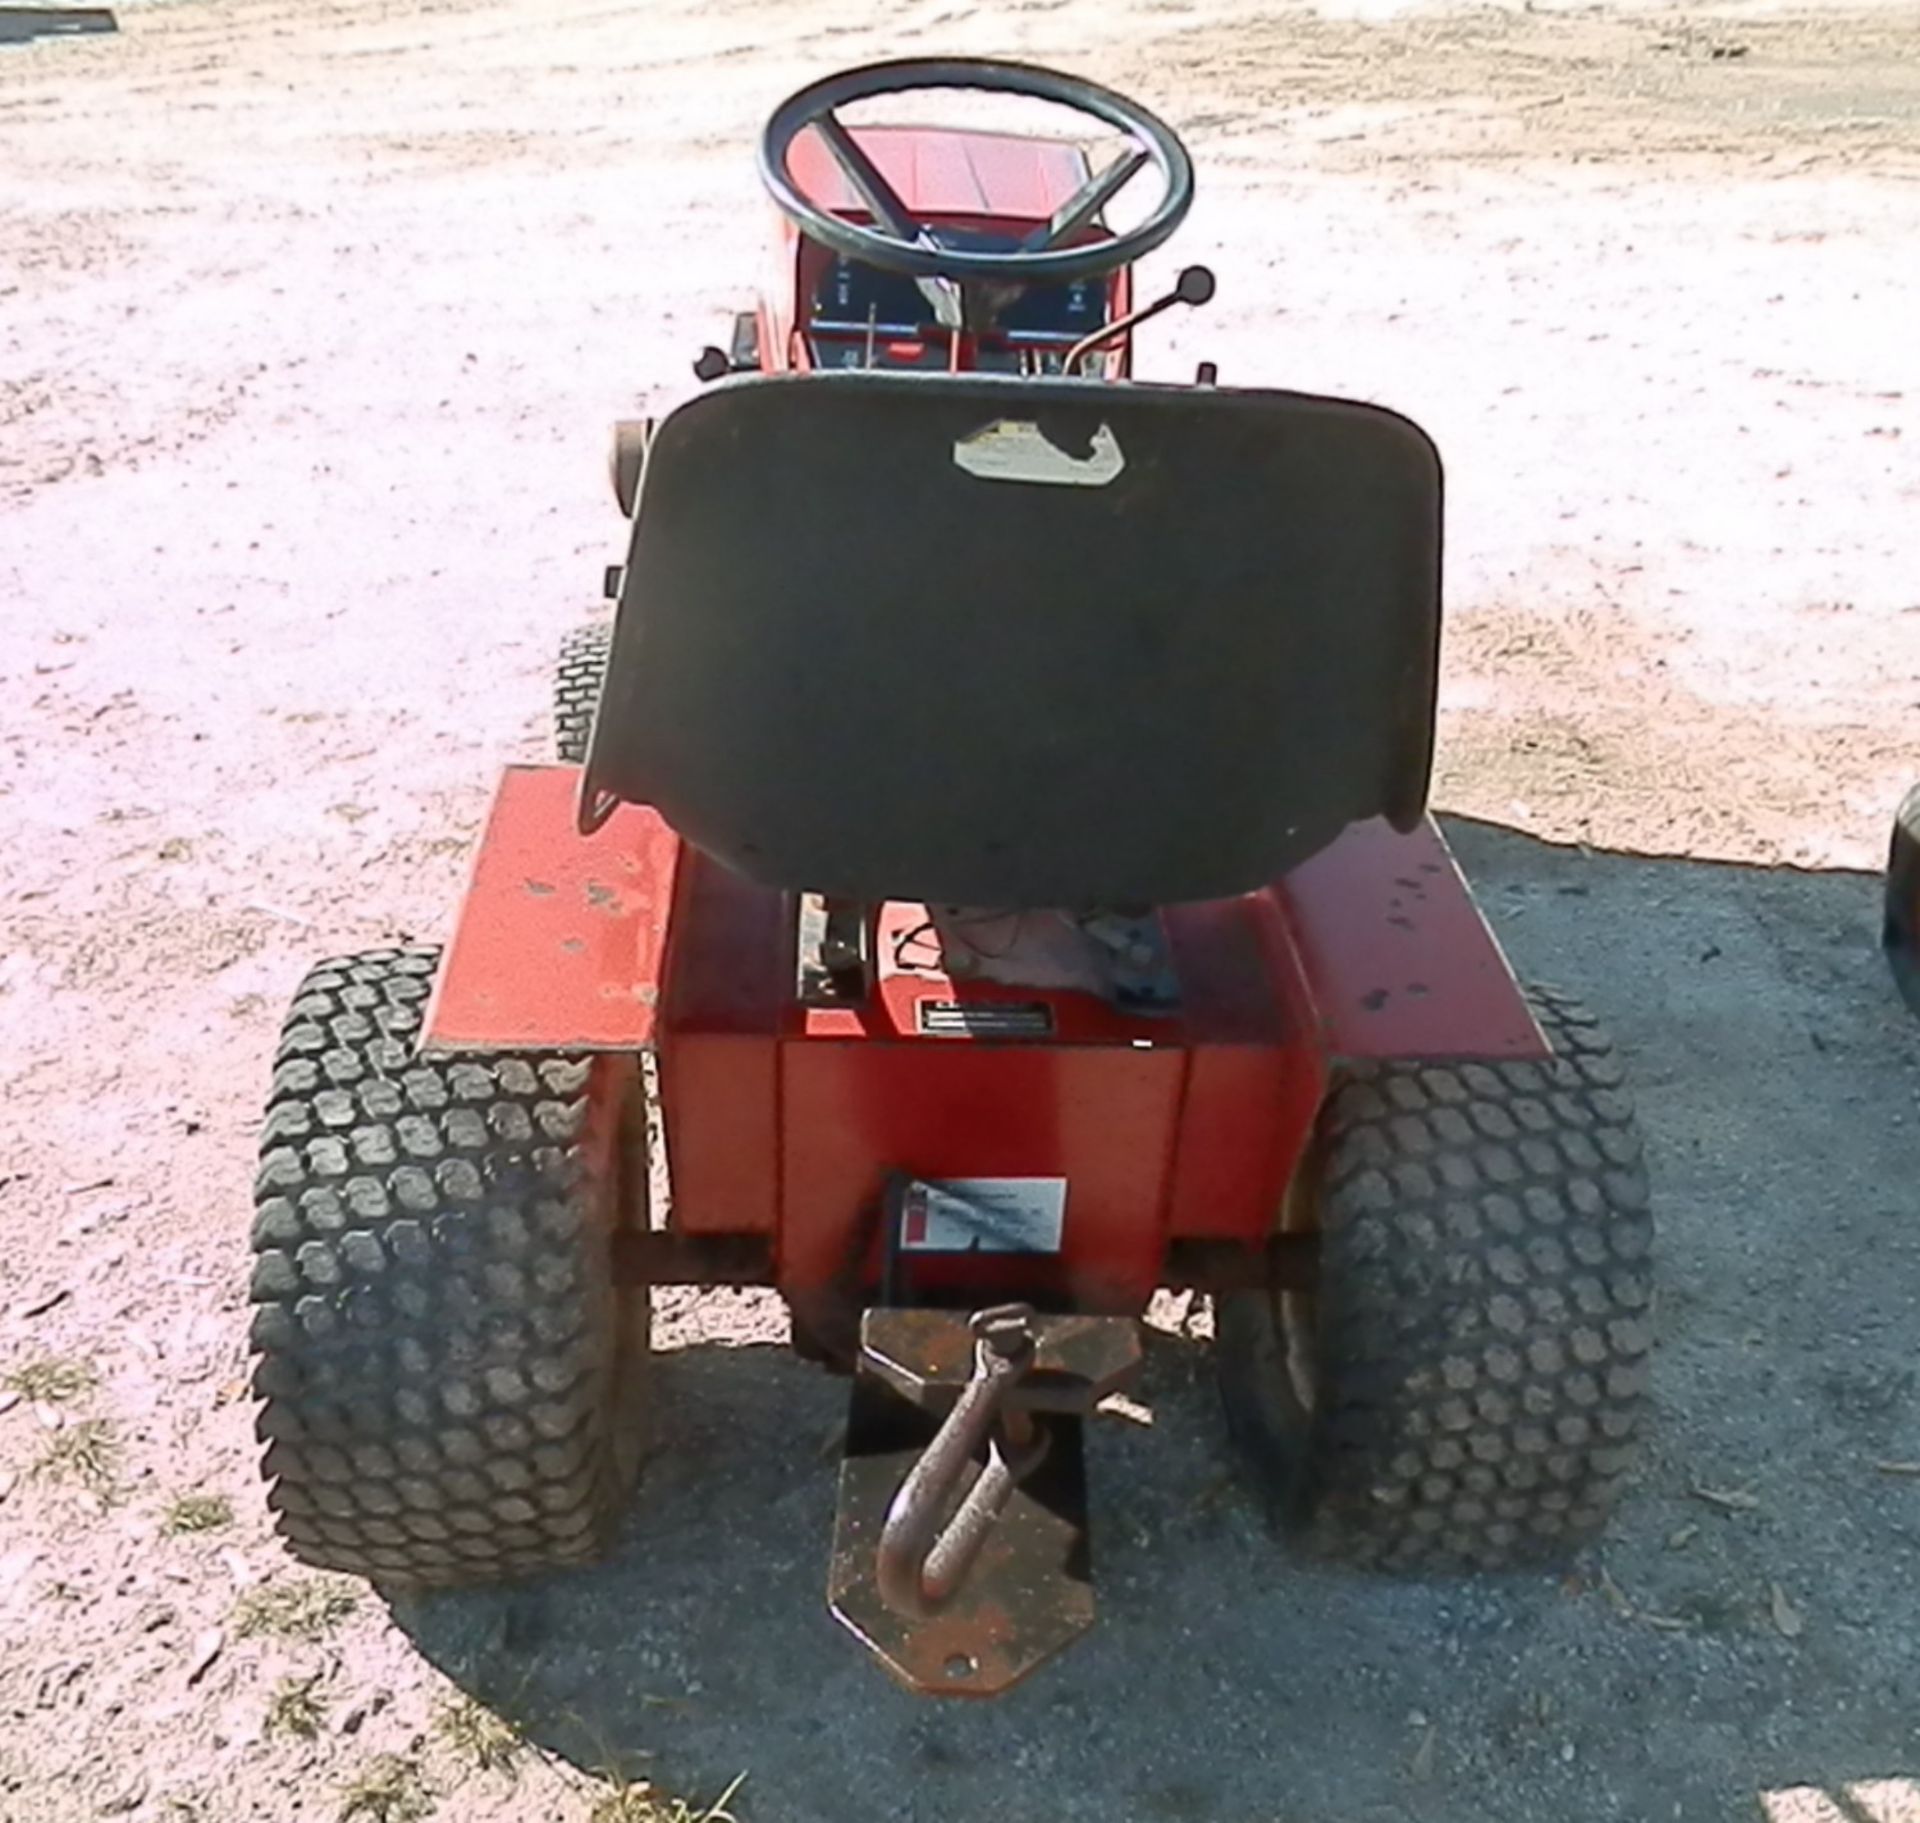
1064 264 1216 374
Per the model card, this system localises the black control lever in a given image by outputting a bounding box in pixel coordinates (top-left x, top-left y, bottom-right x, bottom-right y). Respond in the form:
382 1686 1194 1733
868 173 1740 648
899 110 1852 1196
1064 263 1215 374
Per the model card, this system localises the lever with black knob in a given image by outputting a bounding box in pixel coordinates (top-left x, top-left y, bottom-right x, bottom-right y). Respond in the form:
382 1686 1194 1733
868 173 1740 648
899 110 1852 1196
1064 263 1216 374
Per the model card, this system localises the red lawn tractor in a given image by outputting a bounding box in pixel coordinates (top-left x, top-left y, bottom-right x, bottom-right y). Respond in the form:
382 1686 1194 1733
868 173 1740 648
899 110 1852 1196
249 60 1654 1698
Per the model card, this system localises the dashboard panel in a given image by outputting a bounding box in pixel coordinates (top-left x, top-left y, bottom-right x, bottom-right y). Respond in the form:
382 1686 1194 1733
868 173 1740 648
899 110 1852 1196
807 236 1112 371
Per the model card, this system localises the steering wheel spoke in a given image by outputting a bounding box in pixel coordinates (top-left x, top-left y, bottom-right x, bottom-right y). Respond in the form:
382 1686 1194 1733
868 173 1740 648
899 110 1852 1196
811 110 920 244
1019 143 1148 254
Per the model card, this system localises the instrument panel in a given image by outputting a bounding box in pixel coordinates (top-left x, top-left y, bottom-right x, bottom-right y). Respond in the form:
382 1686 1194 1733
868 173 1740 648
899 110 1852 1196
808 244 1111 371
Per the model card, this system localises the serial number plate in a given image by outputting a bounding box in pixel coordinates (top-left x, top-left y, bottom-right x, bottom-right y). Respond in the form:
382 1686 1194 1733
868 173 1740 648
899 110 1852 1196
916 999 1056 1038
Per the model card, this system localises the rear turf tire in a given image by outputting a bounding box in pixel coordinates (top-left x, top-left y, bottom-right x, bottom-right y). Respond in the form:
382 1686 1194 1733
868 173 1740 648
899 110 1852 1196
248 947 648 1587
554 622 611 765
1216 986 1653 1570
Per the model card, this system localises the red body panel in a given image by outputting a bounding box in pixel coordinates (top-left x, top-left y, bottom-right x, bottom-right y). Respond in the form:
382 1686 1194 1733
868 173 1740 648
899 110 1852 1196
658 853 785 1235
422 765 683 1054
781 1019 1184 1312
429 773 1545 1315
1161 897 1327 1242
1262 817 1546 1061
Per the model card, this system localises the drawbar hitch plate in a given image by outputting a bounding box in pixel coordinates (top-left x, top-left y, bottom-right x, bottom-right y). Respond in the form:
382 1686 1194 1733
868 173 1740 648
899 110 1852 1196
827 1302 1142 1697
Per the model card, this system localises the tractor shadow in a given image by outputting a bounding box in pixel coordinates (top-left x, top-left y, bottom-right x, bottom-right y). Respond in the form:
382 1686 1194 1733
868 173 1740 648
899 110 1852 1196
395 818 1920 1823
0 7 116 44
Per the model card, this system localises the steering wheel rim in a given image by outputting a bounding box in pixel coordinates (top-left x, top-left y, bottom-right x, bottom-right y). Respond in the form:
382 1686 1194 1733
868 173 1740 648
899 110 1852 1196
757 58 1195 287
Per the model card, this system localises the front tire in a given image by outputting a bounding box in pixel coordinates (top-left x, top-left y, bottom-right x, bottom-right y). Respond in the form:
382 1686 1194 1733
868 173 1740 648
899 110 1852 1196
248 947 648 1587
1217 986 1653 1570
554 622 611 765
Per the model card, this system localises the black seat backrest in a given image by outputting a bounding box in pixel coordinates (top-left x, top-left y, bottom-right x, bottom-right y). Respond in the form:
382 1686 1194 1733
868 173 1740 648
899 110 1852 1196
581 373 1442 909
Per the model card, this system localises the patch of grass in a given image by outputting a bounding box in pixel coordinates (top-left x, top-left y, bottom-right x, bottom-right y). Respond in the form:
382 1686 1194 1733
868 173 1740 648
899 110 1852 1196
434 1696 521 1776
338 1756 433 1823
163 1492 233 1535
34 1418 120 1496
4 1355 97 1405
234 1577 358 1642
589 1773 746 1823
264 1673 328 1742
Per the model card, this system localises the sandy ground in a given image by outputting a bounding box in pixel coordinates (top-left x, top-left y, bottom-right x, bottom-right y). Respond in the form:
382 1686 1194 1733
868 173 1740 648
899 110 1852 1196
3 0 1920 1818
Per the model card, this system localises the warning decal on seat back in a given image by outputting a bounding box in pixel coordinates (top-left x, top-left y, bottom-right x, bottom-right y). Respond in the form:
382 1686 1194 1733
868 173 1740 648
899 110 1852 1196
898 1178 1067 1254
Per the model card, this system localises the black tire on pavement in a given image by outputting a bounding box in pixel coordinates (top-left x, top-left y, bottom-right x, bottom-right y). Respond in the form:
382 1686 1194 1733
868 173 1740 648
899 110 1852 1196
1216 985 1653 1570
1885 782 1920 1016
554 622 612 765
249 946 648 1587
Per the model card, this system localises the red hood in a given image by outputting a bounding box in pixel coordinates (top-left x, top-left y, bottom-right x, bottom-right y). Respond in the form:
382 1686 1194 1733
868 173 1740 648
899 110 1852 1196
787 123 1091 223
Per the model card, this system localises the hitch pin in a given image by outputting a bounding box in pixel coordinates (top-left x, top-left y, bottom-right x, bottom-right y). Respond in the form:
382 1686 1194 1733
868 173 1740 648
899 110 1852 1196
875 1303 1047 1618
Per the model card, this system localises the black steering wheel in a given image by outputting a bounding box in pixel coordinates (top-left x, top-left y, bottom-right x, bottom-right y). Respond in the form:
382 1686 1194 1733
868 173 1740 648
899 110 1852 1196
757 58 1194 289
